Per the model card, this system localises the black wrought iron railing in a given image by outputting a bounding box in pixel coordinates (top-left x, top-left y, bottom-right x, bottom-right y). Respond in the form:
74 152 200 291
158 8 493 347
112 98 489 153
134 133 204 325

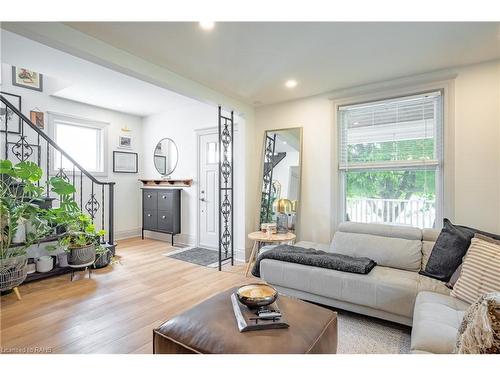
1 94 115 248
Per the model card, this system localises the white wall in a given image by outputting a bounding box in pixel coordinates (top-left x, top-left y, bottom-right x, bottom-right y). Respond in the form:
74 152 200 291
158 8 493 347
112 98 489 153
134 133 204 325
1 63 143 238
141 103 215 246
253 60 500 242
141 104 247 260
453 61 500 232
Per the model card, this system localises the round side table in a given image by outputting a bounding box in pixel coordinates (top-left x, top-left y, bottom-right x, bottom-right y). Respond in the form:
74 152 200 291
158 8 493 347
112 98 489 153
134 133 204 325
246 231 296 277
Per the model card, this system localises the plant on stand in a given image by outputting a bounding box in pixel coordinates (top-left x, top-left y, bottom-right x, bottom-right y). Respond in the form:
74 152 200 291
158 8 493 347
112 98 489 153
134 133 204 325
48 177 110 275
0 160 51 299
52 214 107 280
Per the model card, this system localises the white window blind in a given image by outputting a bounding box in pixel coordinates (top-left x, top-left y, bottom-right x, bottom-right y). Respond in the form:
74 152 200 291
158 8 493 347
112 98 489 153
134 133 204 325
339 91 442 170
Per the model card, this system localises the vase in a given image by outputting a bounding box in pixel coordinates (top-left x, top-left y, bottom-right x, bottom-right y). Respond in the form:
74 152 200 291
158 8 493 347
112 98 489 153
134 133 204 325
68 245 96 268
57 252 69 267
12 219 26 244
93 251 111 269
0 254 28 292
36 256 53 273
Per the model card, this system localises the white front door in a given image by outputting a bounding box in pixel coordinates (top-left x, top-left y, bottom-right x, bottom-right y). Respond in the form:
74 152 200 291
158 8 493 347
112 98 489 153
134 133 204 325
198 133 219 249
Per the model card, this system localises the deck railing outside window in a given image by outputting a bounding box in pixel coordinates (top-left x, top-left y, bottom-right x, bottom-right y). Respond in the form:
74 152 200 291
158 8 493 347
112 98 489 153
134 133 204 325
346 197 436 229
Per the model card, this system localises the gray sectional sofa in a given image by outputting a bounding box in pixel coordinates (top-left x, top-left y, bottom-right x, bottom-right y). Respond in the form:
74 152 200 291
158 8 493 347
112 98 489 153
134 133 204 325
258 222 469 353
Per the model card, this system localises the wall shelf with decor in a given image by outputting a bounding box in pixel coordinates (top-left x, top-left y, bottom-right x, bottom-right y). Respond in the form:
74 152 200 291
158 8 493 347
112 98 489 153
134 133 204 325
139 179 193 187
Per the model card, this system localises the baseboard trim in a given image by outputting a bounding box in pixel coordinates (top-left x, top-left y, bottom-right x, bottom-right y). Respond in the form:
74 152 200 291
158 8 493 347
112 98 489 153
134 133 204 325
143 231 196 247
115 228 141 240
234 247 246 263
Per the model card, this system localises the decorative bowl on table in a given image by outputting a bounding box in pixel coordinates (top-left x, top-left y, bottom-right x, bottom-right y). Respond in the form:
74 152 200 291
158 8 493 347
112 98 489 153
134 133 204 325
236 284 278 308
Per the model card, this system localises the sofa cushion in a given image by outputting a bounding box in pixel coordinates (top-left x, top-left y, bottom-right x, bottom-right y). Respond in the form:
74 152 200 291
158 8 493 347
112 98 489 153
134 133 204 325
421 219 500 282
331 231 422 271
294 240 330 252
411 291 469 354
417 274 451 296
335 222 423 240
260 260 419 318
421 228 439 270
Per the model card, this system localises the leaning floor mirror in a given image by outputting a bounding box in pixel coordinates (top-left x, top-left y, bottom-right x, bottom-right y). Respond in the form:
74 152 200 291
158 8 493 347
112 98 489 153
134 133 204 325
259 127 303 236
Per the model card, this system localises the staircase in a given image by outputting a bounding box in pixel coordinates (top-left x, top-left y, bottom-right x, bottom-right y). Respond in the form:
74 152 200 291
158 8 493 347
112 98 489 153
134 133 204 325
1 94 116 272
263 152 287 175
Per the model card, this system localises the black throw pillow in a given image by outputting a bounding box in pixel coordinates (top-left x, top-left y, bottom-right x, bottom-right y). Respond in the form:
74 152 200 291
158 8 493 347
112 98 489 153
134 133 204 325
419 219 500 282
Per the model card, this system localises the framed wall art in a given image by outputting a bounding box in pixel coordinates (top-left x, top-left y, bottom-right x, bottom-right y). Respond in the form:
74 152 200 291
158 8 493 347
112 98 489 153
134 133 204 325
113 151 138 173
12 67 44 92
118 135 133 149
30 110 45 129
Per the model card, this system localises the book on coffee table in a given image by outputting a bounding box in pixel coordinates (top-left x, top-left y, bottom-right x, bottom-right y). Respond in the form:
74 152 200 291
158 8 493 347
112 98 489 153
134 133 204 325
231 293 289 332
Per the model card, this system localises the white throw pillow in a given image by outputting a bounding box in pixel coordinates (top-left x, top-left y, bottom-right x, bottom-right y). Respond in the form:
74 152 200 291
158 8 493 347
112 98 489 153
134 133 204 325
451 234 500 304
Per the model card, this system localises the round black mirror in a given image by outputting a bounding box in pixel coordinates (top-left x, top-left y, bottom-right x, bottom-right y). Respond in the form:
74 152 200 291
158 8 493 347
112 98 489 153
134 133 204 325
153 138 178 177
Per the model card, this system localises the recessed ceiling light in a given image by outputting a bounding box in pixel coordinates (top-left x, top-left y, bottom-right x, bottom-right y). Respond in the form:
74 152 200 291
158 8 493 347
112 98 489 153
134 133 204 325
285 79 297 88
199 21 215 30
283 141 287 145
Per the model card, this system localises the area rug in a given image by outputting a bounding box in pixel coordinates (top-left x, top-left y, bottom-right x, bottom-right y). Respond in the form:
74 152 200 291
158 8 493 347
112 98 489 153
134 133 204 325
166 247 219 267
336 309 411 354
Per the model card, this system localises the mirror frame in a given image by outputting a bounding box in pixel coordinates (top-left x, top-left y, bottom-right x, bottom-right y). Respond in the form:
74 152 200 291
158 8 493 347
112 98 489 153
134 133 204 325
153 137 179 177
258 127 303 237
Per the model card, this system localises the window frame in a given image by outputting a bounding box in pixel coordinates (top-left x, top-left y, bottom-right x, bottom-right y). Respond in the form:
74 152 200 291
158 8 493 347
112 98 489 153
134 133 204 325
48 112 109 177
332 79 455 233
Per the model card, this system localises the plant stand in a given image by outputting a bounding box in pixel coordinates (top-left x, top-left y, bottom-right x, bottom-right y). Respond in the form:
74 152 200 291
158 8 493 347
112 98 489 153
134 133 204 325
70 266 92 281
13 286 21 300
0 255 28 301
67 244 96 281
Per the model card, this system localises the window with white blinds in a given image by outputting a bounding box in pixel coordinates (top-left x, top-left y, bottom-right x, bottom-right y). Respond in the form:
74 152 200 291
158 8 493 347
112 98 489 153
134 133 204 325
338 91 443 229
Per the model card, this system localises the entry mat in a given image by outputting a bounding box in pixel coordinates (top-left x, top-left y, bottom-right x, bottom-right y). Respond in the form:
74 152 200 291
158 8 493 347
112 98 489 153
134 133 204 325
166 247 220 267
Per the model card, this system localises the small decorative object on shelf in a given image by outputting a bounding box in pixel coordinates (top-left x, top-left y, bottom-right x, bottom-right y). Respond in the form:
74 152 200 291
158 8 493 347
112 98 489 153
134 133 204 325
266 223 277 235
260 222 276 235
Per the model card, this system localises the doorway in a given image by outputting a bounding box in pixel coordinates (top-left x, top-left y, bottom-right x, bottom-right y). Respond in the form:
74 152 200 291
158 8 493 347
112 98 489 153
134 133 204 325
197 130 219 249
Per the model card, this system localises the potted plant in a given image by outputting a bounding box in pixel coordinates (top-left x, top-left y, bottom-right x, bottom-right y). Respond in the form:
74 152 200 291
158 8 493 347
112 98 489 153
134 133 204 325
93 245 112 269
56 214 105 269
0 160 50 295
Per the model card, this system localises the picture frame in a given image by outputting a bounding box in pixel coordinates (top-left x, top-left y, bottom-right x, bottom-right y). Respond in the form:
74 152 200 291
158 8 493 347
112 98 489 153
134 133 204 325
12 66 44 92
0 91 22 134
30 110 45 129
118 135 132 149
113 151 138 173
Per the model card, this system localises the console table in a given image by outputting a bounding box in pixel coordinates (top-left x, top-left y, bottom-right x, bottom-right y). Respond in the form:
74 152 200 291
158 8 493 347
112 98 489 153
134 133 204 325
141 188 181 245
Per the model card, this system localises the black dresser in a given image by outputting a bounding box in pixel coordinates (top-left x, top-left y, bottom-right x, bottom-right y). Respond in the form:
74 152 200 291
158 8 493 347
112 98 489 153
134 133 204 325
141 188 181 245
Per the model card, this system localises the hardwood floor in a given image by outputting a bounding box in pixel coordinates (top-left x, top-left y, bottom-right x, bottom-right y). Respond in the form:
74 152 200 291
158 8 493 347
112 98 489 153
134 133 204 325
0 238 256 354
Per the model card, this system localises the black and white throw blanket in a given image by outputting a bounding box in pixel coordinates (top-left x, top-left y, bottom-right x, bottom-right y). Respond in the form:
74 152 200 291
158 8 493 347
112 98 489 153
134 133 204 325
251 245 377 278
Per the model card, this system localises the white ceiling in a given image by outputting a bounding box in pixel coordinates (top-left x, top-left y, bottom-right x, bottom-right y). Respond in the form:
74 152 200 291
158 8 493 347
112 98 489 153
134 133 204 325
66 22 500 105
1 30 204 117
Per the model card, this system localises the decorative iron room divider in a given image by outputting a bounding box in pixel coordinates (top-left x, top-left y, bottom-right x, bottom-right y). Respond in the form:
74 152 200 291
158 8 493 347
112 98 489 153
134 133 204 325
218 106 234 270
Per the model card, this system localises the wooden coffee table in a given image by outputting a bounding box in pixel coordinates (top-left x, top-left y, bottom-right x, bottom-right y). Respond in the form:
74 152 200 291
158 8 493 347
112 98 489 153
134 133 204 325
245 231 296 276
153 287 338 354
